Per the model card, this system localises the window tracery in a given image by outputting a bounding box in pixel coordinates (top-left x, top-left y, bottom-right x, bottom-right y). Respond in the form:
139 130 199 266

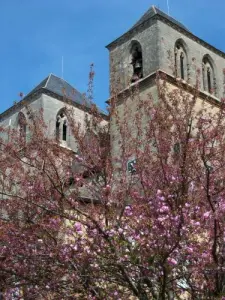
175 41 188 80
56 110 68 143
202 56 216 95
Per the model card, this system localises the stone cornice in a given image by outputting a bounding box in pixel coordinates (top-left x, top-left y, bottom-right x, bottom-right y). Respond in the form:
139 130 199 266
107 70 222 108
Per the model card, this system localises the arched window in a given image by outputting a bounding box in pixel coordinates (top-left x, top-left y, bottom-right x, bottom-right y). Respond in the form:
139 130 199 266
130 41 143 83
202 55 216 95
18 112 26 143
175 40 188 80
56 110 68 143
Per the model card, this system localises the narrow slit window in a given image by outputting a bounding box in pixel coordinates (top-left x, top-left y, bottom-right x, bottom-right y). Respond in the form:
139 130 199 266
174 51 178 77
56 119 60 140
180 53 184 79
207 68 211 93
63 121 67 141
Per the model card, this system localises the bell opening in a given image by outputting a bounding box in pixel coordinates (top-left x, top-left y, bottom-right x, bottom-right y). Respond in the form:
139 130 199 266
130 43 143 83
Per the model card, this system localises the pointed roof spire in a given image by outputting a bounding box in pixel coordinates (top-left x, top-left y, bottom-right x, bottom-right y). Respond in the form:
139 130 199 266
106 5 188 49
131 5 188 31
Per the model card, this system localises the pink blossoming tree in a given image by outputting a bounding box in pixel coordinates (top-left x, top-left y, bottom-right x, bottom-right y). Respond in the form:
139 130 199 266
0 73 224 299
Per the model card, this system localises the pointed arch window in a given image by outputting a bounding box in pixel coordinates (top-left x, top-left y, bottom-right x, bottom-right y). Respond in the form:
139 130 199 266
130 41 143 83
175 41 188 80
18 112 27 143
202 56 216 95
56 110 68 144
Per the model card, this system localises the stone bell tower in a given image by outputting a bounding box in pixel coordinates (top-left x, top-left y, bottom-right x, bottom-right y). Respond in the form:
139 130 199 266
106 4 225 172
106 5 225 97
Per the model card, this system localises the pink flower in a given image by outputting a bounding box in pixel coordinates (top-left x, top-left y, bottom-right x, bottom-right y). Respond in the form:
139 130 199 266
203 211 210 219
75 155 83 162
187 247 193 254
202 252 208 259
157 189 162 195
118 228 123 234
158 196 165 201
159 205 169 213
74 222 82 233
220 203 225 212
167 257 178 266
150 108 156 119
124 206 133 216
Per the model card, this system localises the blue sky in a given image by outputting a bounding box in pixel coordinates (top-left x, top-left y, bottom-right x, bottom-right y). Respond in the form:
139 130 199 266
0 0 225 112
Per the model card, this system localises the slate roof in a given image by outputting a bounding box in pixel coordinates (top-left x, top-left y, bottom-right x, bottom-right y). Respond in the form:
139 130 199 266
27 74 91 109
0 74 107 120
27 74 107 115
131 5 188 31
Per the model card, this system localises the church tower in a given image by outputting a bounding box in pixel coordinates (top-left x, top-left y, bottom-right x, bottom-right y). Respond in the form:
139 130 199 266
106 5 225 172
106 5 225 97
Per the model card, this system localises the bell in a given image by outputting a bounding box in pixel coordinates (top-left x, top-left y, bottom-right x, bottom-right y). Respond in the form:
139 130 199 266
134 61 142 69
